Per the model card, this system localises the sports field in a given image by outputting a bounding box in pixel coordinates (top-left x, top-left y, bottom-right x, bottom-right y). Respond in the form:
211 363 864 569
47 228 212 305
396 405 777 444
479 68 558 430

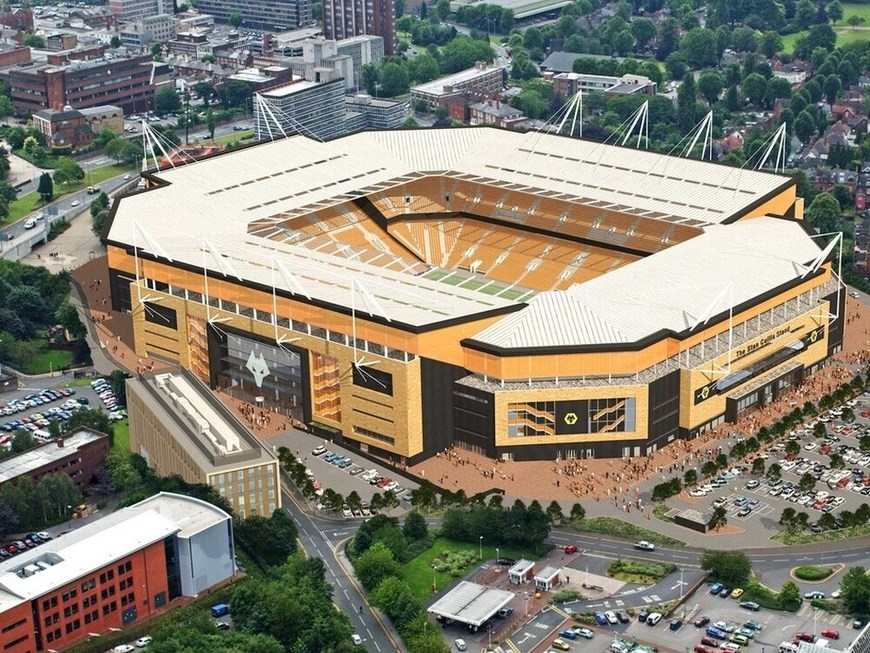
422 268 536 301
780 3 870 53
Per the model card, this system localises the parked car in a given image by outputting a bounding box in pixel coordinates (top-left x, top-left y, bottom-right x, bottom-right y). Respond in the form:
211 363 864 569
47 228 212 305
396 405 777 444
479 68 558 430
821 630 839 640
595 613 608 626
670 619 683 631
710 583 724 594
731 588 745 600
738 602 760 611
551 639 571 651
695 616 711 628
795 633 815 642
312 445 326 456
573 628 594 639
135 635 153 647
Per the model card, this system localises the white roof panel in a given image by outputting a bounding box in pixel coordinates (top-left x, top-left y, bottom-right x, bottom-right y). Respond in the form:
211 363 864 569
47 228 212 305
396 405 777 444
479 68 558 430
471 218 824 349
107 128 795 329
427 581 515 627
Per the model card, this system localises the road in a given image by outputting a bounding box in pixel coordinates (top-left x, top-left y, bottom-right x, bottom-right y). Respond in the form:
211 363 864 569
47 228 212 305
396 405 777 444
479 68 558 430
280 487 405 652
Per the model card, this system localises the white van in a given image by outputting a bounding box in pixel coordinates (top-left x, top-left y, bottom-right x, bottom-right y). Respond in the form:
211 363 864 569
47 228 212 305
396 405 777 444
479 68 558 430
780 642 799 653
816 640 830 648
647 613 662 626
33 429 52 443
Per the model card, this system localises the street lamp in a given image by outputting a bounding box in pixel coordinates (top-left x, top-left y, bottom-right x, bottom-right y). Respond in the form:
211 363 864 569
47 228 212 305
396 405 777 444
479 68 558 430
524 591 530 616
479 535 483 560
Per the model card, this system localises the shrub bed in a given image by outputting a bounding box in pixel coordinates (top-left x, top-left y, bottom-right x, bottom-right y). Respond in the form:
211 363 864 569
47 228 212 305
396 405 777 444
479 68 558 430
794 565 835 581
579 517 685 546
608 559 677 584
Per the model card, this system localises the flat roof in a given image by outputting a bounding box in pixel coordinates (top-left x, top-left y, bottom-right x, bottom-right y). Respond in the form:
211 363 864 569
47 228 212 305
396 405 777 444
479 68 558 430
427 581 515 627
0 493 228 612
0 429 107 484
534 566 560 580
412 65 503 96
260 79 319 97
470 218 824 349
128 370 277 472
509 559 535 574
106 128 797 331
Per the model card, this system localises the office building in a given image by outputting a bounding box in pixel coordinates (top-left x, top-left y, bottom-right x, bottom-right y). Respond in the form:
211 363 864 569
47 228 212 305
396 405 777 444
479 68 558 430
322 0 395 54
0 492 234 653
127 369 281 518
254 74 347 140
0 428 109 490
195 0 313 31
344 93 408 129
410 62 504 110
108 0 170 23
101 127 841 464
1 54 154 113
119 14 178 47
551 71 657 100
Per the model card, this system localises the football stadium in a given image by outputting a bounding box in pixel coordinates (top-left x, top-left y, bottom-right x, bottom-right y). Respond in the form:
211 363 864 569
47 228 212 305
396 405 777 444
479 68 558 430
103 127 844 464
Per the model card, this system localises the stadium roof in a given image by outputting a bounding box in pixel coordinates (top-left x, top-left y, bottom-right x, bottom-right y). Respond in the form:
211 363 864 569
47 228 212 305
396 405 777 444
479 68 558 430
469 218 825 350
107 128 796 330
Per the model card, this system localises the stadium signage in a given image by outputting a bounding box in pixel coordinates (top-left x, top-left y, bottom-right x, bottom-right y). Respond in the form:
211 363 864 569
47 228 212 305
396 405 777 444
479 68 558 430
734 326 792 359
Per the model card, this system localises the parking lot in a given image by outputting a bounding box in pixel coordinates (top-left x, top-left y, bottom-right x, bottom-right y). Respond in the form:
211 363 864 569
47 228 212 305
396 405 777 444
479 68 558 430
674 393 870 535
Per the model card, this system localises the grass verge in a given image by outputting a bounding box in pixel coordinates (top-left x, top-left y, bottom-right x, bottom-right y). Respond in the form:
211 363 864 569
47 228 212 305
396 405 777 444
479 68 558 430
607 558 676 584
578 517 686 546
794 565 835 581
2 164 133 227
112 418 130 454
652 504 674 522
17 348 74 374
399 537 540 601
772 523 870 545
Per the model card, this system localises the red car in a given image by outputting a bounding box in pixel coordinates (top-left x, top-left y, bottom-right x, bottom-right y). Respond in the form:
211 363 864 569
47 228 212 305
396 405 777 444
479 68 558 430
821 630 839 640
796 632 815 642
565 545 578 554
695 647 713 653
701 638 718 647
376 477 392 489
694 617 710 628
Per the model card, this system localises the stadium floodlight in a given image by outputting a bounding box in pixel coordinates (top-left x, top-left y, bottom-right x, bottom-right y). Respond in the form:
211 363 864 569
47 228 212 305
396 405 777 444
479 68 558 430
755 123 789 173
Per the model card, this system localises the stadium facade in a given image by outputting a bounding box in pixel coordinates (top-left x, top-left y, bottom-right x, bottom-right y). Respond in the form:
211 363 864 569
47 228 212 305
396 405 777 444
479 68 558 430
104 128 843 464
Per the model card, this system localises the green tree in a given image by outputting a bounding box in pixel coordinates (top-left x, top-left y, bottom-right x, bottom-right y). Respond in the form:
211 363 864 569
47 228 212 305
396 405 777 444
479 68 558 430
10 429 34 453
361 63 379 96
570 503 586 523
0 95 12 126
742 72 767 106
52 157 85 186
827 0 843 22
841 566 870 615
156 85 182 113
370 576 421 632
150 42 163 60
23 32 45 48
751 458 766 475
205 110 217 140
779 506 796 526
779 580 802 610
436 0 450 20
767 462 782 480
402 510 428 540
806 192 840 233
824 74 841 106
698 70 723 104
229 11 243 26
234 509 298 567
110 34 121 48
355 541 400 591
37 172 53 202
684 468 698 487
708 506 728 531
631 18 656 49
799 472 816 492
759 31 782 58
379 61 410 97
55 301 85 339
546 500 564 523
677 73 696 133
679 28 718 67
785 440 801 457
700 550 751 585
829 453 845 470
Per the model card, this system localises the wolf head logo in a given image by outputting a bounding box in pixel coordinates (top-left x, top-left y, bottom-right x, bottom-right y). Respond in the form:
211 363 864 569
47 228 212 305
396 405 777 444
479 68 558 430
245 350 270 388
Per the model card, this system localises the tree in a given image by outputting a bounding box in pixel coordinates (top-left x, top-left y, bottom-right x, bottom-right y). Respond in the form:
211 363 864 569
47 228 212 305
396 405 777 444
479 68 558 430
785 440 801 457
684 469 698 487
767 462 782 480
701 550 751 585
110 34 122 48
52 157 85 186
436 0 450 20
751 458 766 475
570 503 586 522
708 506 728 531
779 580 802 610
759 31 782 59
37 172 53 202
0 502 18 538
150 42 163 60
156 86 182 114
679 28 718 67
229 11 243 27
546 500 564 523
379 61 410 97
779 506 796 526
799 472 816 492
827 0 843 22
677 73 696 133
823 74 841 106
841 566 870 616
55 301 85 339
355 541 400 591
742 73 767 106
806 192 840 233
23 32 45 48
698 70 723 104
631 18 656 49
0 95 12 127
402 510 428 541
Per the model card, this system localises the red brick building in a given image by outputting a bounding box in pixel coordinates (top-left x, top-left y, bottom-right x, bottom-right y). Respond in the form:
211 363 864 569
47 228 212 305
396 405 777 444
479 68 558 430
0 428 109 491
0 493 235 653
1 53 154 113
322 0 395 54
